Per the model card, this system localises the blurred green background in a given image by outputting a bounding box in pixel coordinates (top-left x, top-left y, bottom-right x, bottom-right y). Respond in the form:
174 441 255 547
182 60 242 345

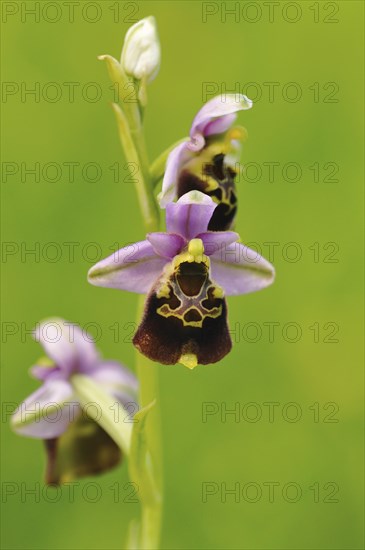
1 1 364 549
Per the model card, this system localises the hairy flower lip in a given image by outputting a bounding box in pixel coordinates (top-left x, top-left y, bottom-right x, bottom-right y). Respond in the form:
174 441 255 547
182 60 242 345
132 246 232 367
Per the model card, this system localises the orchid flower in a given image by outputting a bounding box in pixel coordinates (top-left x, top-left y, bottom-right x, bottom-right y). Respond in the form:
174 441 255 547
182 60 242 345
11 319 138 484
88 191 274 369
158 94 253 231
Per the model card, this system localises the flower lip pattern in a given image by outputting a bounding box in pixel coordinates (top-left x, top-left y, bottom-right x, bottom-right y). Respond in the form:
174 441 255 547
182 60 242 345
158 94 253 210
11 319 138 483
88 191 275 367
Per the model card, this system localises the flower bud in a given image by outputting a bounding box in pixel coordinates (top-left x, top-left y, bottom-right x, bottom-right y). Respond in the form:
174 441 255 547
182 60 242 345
121 16 160 82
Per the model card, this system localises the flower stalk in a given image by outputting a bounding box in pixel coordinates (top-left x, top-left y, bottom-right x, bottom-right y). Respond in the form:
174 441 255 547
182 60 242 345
128 391 162 549
99 30 163 547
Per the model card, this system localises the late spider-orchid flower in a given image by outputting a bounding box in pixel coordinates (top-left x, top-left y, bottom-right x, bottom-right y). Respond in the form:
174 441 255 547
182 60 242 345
158 94 253 231
88 192 274 369
11 319 138 484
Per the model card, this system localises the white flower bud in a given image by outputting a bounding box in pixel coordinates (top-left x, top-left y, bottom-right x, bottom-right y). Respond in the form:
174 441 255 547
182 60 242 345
121 16 160 83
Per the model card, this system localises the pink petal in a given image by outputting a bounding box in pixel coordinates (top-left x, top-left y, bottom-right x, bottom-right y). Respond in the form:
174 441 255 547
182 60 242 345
197 231 239 256
11 380 77 439
166 191 217 240
87 361 138 409
159 141 190 207
88 240 167 294
210 242 275 296
147 232 186 259
190 94 253 150
34 319 99 374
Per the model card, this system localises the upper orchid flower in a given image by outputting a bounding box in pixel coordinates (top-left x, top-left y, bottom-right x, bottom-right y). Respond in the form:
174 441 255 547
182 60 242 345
158 94 253 231
88 191 274 369
11 319 138 484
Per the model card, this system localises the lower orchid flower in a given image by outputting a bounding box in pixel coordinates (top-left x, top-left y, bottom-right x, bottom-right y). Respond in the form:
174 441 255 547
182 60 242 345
158 94 253 231
11 318 138 484
88 191 275 369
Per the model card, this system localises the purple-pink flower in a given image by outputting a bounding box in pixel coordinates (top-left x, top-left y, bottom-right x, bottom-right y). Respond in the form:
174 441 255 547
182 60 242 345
158 94 253 231
11 319 138 483
88 191 274 368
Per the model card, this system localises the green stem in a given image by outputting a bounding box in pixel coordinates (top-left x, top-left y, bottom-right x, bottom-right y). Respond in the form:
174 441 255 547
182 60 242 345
134 272 163 550
132 121 163 547
101 53 163 548
140 506 162 550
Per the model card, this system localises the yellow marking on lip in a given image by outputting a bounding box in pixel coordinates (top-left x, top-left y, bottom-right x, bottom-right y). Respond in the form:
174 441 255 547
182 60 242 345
155 249 224 327
212 286 224 299
156 280 171 299
203 175 220 193
157 294 223 328
170 243 210 270
179 353 198 370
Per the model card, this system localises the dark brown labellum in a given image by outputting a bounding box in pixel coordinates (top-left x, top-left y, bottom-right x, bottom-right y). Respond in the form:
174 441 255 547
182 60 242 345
44 414 121 485
133 254 232 367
